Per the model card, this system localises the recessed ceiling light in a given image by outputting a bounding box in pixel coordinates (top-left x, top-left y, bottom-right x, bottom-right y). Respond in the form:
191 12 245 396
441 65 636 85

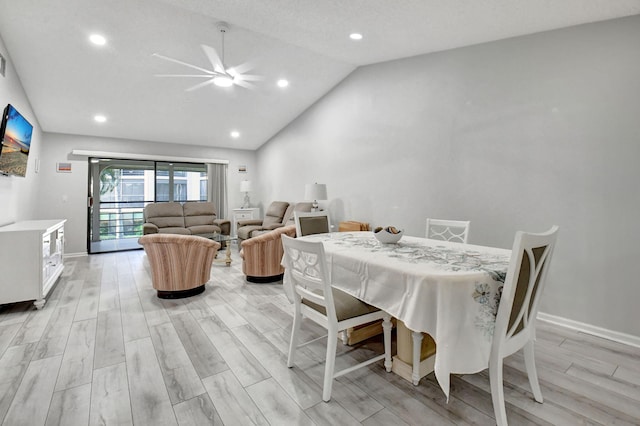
230 131 240 138
349 33 363 40
89 34 107 46
277 79 289 88
94 115 107 123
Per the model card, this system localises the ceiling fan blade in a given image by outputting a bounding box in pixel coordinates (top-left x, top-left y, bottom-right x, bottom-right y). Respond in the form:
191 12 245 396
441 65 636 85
152 53 217 76
185 78 217 92
229 61 255 75
200 45 225 73
237 74 263 82
234 79 255 89
154 74 212 78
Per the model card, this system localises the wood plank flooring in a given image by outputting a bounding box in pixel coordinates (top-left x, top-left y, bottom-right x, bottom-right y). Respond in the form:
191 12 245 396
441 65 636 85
1 246 639 425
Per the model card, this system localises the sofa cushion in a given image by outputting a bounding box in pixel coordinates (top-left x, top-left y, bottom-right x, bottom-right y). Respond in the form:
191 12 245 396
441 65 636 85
262 201 289 228
145 202 185 229
183 202 216 228
188 224 222 235
154 227 191 235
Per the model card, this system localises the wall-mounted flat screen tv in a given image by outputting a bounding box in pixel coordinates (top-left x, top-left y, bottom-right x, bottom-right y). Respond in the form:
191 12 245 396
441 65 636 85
0 104 33 177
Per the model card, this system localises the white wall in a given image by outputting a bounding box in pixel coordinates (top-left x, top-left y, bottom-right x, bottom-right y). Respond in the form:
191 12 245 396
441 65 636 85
257 16 640 338
0 35 42 225
38 133 257 255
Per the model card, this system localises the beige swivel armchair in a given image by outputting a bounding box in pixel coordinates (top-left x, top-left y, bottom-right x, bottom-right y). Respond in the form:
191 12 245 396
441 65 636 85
139 234 220 298
240 225 297 283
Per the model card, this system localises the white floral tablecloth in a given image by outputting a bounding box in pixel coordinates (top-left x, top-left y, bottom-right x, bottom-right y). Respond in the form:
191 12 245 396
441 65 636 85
295 231 511 399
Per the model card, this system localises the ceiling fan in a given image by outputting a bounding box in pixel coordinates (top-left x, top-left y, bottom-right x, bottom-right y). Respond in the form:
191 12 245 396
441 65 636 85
152 22 262 91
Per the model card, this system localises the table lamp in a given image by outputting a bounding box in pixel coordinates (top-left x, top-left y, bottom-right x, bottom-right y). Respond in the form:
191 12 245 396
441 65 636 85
240 180 252 208
304 183 327 212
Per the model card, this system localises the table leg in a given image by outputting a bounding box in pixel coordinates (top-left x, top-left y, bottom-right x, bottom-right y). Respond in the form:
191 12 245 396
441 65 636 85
382 315 393 372
411 331 423 385
225 242 232 266
391 320 436 385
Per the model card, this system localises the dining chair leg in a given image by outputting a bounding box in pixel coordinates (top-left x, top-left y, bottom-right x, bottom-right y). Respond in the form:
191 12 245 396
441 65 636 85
411 331 423 385
489 356 508 426
322 328 338 402
287 305 302 368
523 340 543 403
382 314 392 372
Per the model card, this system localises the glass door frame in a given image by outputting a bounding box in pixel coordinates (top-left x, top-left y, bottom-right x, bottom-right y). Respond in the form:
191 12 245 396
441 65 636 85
87 158 209 254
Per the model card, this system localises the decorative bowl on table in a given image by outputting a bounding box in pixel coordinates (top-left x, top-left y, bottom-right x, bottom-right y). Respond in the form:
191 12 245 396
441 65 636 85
373 226 403 244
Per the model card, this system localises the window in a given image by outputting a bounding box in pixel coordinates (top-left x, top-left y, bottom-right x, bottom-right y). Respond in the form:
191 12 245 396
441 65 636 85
156 162 207 202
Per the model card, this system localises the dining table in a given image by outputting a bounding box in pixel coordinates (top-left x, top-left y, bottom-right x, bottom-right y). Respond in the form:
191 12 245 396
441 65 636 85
292 231 511 400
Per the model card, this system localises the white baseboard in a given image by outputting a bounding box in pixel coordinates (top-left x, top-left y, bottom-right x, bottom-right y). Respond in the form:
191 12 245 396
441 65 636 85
538 312 640 349
64 252 88 258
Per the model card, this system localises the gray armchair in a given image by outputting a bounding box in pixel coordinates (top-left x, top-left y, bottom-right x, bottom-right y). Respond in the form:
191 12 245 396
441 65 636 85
237 201 290 242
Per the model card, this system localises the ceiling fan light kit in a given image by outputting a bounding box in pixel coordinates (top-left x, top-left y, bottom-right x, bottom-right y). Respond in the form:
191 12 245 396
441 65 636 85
213 74 234 87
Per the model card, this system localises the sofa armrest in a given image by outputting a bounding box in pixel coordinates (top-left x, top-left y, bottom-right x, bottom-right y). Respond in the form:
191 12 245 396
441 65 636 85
213 219 231 235
143 223 159 235
237 219 263 227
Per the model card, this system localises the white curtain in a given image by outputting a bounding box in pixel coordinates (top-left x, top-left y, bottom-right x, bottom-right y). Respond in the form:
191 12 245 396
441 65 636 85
207 163 228 219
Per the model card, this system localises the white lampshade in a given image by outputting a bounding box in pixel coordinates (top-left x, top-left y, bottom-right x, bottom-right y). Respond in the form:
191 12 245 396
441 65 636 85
240 180 252 192
304 183 327 201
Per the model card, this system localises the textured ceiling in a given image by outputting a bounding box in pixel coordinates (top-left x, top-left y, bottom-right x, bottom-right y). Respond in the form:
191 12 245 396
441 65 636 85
1 0 639 150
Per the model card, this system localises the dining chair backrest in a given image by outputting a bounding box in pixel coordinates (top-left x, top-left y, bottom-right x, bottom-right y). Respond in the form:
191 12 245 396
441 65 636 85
281 234 337 322
294 211 331 237
493 226 558 357
489 225 559 425
426 218 470 243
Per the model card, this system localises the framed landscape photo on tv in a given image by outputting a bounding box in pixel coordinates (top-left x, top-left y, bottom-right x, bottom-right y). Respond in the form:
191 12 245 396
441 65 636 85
0 104 33 177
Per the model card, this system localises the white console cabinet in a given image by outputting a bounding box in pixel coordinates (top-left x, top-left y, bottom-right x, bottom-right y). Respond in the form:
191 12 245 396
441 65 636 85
0 219 66 309
231 207 260 237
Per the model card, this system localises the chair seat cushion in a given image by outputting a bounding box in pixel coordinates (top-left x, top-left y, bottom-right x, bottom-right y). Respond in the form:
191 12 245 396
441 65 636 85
237 225 264 240
303 288 379 321
156 227 191 235
188 224 222 235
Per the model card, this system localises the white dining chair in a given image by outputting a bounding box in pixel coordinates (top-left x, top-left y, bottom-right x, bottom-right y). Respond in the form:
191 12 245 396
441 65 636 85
487 225 559 425
294 210 331 237
281 235 393 402
425 218 470 243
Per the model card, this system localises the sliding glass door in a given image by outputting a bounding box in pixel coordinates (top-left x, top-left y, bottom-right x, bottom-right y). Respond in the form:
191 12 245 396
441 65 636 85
155 162 208 202
87 159 208 254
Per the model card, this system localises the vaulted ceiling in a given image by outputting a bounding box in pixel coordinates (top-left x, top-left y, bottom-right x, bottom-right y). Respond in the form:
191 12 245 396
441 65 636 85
1 0 639 150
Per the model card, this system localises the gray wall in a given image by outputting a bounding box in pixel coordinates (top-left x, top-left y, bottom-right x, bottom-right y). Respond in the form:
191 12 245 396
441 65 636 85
257 16 640 338
37 133 257 255
0 35 42 225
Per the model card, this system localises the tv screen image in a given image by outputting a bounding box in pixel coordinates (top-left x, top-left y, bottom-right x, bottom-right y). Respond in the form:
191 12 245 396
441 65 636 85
0 104 33 177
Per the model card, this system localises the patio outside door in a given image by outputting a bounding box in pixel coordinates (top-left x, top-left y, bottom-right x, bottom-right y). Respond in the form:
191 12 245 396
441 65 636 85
88 159 155 254
87 159 208 254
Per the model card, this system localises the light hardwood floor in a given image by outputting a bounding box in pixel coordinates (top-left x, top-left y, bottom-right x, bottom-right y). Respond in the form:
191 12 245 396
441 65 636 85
1 246 639 425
